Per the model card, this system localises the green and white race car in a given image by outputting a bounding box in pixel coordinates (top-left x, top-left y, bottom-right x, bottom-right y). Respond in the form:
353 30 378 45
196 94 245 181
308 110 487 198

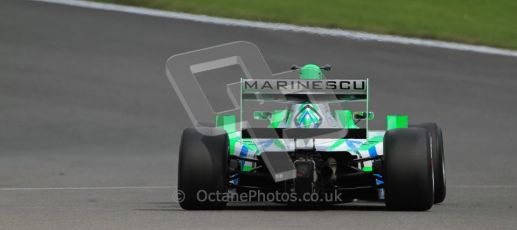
169 42 445 211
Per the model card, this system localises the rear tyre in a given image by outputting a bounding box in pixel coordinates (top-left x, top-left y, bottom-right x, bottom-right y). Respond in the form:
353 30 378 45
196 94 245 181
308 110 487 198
178 127 229 210
384 128 434 211
411 123 446 204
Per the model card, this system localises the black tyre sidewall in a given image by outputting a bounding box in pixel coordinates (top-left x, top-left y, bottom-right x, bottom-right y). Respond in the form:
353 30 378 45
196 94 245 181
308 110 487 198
178 127 229 210
411 123 446 203
384 128 434 211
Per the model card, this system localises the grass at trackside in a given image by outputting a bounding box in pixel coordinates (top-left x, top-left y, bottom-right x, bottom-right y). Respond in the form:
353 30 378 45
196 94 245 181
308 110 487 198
94 0 517 50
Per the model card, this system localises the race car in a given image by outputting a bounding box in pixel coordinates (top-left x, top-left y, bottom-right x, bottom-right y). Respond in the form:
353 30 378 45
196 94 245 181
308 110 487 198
174 55 445 211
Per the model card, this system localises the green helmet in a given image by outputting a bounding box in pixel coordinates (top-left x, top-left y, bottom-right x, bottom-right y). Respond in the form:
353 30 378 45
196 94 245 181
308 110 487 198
299 64 323 80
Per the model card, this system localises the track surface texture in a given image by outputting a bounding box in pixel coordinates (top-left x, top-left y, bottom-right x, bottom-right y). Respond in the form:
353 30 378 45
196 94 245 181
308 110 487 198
1 1 517 229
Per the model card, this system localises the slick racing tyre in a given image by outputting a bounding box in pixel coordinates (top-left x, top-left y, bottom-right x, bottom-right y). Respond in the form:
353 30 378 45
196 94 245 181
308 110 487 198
411 123 446 204
384 128 434 211
178 127 229 210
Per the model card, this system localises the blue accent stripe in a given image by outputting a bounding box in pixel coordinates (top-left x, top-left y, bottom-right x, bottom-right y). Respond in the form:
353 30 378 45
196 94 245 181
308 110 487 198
240 145 248 158
374 174 384 185
348 140 362 145
368 146 377 157
239 145 248 168
345 140 359 151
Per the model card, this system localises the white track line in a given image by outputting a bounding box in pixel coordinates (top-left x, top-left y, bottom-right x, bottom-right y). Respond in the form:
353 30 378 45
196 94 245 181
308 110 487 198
33 0 517 58
0 186 175 191
449 185 517 189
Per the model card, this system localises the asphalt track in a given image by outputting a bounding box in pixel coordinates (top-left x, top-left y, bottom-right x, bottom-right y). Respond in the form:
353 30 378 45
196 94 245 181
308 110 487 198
1 1 517 229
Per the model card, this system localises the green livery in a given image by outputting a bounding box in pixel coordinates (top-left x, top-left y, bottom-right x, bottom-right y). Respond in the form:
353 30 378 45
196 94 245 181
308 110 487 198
172 43 446 210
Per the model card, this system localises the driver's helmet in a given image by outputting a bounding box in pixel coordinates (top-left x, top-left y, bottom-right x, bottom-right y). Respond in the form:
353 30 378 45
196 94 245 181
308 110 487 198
299 64 324 80
283 64 338 128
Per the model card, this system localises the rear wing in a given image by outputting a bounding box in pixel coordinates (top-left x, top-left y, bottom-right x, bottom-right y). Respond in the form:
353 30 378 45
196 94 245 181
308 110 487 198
240 78 371 138
242 79 368 102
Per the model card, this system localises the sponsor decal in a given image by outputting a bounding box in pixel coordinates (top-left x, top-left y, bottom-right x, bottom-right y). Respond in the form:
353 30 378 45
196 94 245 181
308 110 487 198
243 80 366 93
